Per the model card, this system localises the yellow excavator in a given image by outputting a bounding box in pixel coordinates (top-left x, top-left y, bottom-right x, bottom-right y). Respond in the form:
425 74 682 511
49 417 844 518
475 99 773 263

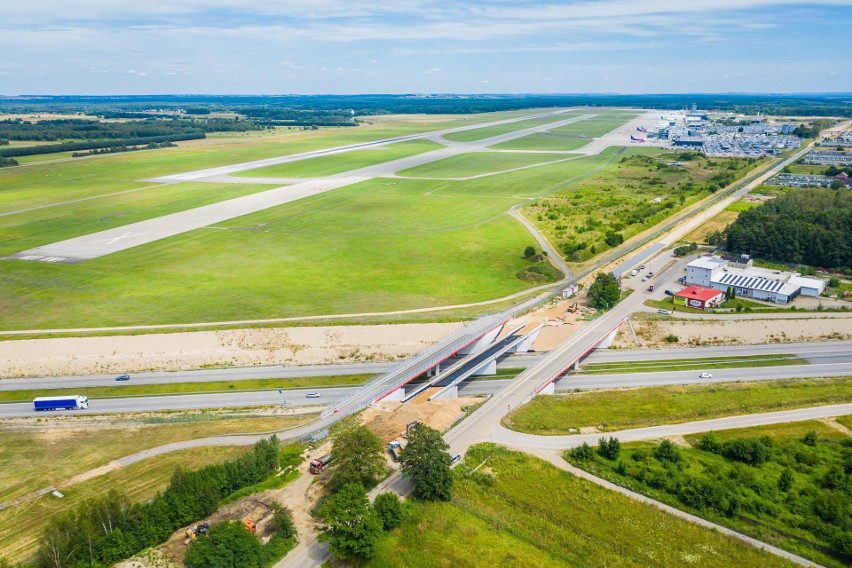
184 522 210 542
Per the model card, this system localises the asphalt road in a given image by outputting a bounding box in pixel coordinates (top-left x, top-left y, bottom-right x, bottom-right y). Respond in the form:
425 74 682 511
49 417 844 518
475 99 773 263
559 361 852 391
581 341 852 364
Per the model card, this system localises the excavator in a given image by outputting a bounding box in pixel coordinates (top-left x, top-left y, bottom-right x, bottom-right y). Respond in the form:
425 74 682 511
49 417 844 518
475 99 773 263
184 522 210 542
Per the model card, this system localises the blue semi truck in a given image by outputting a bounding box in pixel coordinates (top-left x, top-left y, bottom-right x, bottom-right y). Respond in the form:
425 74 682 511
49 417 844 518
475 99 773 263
33 395 89 411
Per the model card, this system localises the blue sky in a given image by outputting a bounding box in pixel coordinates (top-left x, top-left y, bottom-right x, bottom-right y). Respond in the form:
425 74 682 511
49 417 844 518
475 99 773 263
2 1 851 95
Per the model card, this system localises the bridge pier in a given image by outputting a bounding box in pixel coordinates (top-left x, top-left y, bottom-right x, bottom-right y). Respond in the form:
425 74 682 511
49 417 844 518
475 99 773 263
459 323 505 355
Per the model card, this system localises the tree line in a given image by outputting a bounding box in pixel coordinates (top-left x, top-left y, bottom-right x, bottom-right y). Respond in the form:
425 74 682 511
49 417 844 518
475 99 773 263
0 133 204 158
33 437 281 568
720 187 851 270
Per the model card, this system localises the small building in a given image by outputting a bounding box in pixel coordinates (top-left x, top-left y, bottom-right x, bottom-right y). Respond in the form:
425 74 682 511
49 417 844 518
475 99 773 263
684 256 828 305
673 137 704 148
787 276 826 297
674 286 724 310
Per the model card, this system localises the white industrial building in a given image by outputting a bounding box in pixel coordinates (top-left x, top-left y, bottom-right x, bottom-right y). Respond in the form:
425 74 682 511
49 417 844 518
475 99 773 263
684 256 826 304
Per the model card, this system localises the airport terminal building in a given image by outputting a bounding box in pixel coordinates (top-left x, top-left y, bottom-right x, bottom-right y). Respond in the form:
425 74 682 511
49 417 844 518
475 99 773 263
685 256 826 305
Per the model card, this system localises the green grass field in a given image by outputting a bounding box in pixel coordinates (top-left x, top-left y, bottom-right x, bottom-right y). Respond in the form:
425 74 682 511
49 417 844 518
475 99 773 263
233 139 444 178
0 181 278 255
578 354 804 373
365 444 791 567
0 142 625 329
0 413 312 504
440 111 589 142
396 152 574 179
548 113 643 138
504 376 852 435
0 374 372 402
0 445 247 563
567 421 851 567
488 132 593 151
525 150 767 265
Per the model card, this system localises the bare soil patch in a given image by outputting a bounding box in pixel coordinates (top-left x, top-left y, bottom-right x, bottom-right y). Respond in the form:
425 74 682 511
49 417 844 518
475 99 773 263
612 317 852 348
0 323 460 379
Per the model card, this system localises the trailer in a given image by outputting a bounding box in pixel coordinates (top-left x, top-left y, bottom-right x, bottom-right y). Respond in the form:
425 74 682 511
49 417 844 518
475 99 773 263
309 453 332 474
33 395 89 411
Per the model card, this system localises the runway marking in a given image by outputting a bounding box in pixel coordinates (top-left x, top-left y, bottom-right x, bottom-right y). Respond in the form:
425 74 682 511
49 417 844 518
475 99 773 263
92 232 146 245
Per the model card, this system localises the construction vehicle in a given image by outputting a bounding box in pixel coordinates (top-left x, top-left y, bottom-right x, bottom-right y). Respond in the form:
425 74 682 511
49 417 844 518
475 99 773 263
309 453 332 474
401 421 421 439
389 440 402 463
566 302 579 313
184 522 209 542
243 518 256 534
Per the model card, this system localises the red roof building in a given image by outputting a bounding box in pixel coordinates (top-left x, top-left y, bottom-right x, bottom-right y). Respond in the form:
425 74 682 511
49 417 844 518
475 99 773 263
673 286 724 310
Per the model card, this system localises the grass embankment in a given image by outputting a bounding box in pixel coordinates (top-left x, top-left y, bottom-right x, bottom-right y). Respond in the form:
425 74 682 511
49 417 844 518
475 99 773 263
579 354 805 374
566 421 851 567
234 138 444 178
0 413 313 504
644 296 849 314
525 150 765 265
504 376 852 435
0 374 373 402
365 444 791 567
0 445 247 563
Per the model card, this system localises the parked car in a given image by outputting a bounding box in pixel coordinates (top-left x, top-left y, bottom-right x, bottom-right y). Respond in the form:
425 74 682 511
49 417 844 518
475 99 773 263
306 391 321 398
641 277 647 282
115 374 130 381
664 290 674 296
451 453 462 464
657 309 672 315
699 372 713 379
647 272 654 277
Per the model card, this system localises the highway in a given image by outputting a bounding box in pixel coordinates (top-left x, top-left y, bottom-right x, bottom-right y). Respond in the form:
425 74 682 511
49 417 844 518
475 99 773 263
5 358 849 418
0 354 545 391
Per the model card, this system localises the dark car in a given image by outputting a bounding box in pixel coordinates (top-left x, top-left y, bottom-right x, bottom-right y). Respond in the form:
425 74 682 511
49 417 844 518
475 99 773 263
115 374 130 381
664 290 675 296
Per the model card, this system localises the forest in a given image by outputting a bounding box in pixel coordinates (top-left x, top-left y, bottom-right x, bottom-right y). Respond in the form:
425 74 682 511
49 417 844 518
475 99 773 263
567 427 852 568
721 187 851 270
1 93 850 117
29 437 284 568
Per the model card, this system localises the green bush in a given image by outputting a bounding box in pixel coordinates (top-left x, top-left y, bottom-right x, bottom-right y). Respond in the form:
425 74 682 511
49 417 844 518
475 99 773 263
374 492 404 530
654 440 680 463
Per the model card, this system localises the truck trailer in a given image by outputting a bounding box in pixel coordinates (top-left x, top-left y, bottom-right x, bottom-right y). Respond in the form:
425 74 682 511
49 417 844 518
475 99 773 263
33 395 89 411
309 453 332 474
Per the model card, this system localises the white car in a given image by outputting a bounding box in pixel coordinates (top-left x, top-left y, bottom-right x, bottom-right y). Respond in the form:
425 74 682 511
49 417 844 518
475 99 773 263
305 391 321 398
698 372 712 379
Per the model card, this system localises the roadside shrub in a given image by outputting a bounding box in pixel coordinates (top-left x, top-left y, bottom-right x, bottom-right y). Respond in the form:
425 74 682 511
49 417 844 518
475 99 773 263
724 437 769 466
803 431 818 446
597 437 621 461
570 443 595 461
698 432 724 454
664 334 679 343
654 440 680 463
373 492 404 530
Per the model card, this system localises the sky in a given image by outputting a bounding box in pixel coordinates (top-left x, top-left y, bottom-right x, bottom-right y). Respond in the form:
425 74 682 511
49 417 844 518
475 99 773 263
2 1 851 95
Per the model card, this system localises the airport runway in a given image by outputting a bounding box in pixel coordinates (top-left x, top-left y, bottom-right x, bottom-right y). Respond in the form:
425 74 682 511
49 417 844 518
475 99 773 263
5 110 591 263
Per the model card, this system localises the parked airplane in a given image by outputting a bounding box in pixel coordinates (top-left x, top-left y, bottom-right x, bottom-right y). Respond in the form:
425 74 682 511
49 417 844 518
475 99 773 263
636 126 648 132
630 135 645 143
